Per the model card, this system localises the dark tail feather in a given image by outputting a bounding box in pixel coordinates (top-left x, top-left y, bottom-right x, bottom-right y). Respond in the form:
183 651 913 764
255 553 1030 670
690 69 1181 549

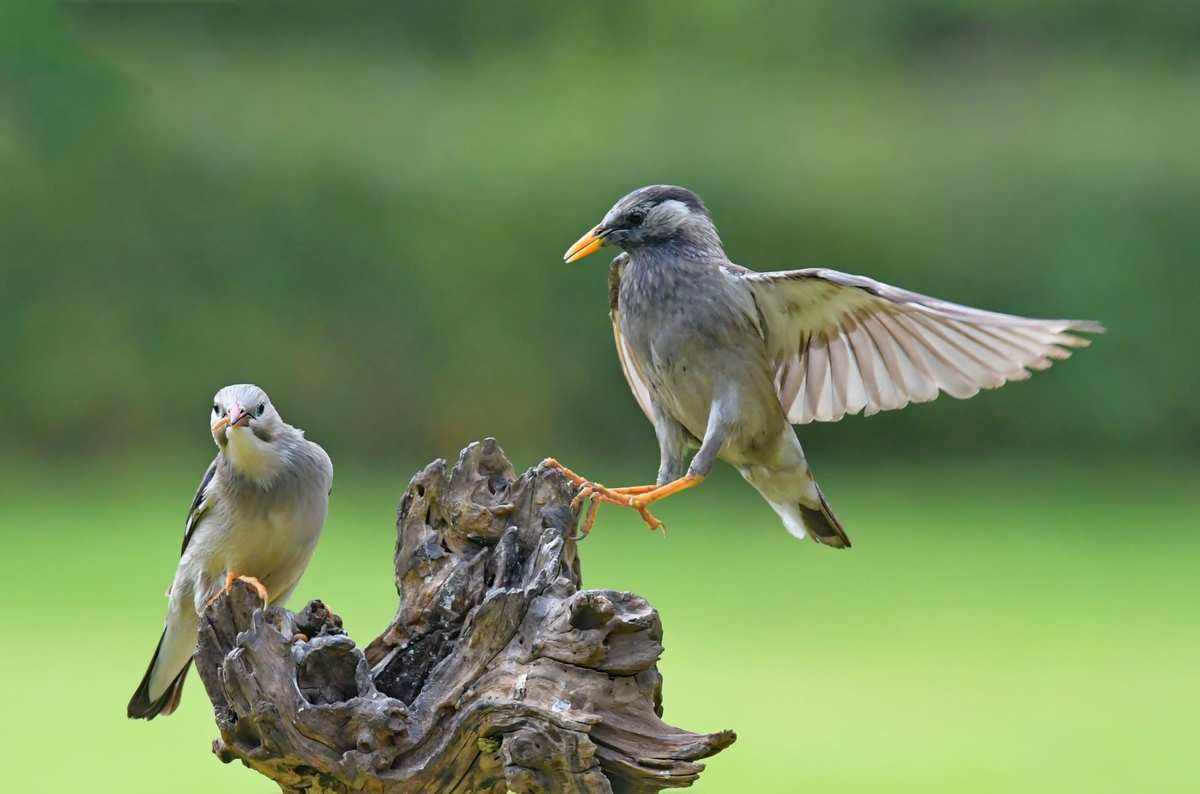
799 487 852 549
127 629 191 720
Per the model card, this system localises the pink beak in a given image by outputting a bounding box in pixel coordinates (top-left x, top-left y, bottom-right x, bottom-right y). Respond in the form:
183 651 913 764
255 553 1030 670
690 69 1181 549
227 403 250 429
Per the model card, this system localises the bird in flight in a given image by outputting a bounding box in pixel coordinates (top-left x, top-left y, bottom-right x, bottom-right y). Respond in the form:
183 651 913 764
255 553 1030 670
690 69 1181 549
127 383 333 719
547 185 1102 544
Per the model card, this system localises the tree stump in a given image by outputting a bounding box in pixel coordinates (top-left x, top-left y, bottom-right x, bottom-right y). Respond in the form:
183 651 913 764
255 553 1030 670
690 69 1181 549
194 438 735 793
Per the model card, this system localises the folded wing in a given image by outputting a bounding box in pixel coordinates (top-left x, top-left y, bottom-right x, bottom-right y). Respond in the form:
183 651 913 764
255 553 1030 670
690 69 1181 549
609 254 656 422
731 267 1103 424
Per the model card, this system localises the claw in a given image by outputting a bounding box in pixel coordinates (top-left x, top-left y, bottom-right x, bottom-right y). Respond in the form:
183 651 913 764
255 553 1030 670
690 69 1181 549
545 458 700 536
580 495 601 538
204 571 269 609
236 575 269 605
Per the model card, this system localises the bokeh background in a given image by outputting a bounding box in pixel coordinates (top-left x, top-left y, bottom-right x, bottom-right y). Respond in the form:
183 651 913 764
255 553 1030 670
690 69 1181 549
2 2 1196 792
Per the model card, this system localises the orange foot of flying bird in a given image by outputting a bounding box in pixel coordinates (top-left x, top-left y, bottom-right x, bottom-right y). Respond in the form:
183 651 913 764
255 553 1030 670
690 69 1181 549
542 458 704 536
204 572 269 609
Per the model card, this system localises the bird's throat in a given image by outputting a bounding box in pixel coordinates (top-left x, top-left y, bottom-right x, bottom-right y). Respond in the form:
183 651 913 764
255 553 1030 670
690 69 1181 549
224 427 282 485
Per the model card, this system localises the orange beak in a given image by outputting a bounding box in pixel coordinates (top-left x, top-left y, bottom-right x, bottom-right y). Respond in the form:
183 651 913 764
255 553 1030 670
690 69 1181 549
563 225 606 263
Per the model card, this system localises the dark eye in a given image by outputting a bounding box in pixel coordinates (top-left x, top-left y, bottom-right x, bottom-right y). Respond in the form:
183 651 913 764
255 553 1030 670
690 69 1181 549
256 403 266 417
212 404 220 414
626 210 646 227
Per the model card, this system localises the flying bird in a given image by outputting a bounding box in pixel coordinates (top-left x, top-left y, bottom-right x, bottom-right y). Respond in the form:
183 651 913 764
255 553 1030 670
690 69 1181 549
547 185 1102 545
127 384 333 719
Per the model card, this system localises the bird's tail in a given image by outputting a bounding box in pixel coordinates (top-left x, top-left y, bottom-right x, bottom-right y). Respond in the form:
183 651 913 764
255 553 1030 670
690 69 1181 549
743 465 852 549
797 484 851 549
127 613 196 720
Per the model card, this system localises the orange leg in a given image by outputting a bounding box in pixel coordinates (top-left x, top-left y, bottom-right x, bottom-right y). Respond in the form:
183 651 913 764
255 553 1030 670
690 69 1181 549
542 459 703 534
204 571 270 608
629 474 705 508
608 484 658 495
235 575 270 605
543 459 632 509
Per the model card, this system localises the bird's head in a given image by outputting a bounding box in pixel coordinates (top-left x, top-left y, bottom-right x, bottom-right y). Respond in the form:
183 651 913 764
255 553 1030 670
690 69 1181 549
210 383 288 480
563 185 722 263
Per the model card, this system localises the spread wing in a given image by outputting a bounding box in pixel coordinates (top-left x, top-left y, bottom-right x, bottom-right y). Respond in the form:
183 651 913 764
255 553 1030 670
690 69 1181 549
181 457 219 556
609 253 656 422
732 266 1104 424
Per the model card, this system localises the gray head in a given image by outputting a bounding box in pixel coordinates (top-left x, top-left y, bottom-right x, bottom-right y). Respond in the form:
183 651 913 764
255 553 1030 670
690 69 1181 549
563 185 723 263
210 383 294 482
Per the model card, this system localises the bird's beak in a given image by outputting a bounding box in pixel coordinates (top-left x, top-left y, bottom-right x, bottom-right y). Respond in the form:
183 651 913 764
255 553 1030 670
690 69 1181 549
563 225 606 263
227 404 251 429
211 415 230 434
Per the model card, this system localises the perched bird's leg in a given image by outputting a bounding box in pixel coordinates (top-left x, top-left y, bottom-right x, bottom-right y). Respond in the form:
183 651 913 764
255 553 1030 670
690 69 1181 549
622 403 725 527
542 458 632 508
608 484 658 495
543 458 666 532
541 457 587 485
577 494 602 538
202 571 239 609
204 571 269 608
628 474 705 509
235 575 270 605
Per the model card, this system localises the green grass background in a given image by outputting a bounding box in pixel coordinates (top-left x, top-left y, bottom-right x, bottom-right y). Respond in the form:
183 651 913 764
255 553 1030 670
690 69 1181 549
5 454 1196 792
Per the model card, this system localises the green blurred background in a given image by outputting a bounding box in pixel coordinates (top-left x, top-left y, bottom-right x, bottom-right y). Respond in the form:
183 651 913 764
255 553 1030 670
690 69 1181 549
2 2 1196 792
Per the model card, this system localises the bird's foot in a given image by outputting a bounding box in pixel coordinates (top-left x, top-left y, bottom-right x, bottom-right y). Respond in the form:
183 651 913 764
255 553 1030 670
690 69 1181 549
625 474 706 533
608 484 659 495
234 575 269 605
206 572 270 608
542 459 673 535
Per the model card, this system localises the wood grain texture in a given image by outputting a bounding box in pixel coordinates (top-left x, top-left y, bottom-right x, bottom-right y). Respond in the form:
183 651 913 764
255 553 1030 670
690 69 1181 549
195 438 735 793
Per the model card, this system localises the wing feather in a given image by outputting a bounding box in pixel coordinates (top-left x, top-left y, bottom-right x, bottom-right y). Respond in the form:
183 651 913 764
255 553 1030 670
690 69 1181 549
181 458 218 556
609 254 656 422
736 267 1102 424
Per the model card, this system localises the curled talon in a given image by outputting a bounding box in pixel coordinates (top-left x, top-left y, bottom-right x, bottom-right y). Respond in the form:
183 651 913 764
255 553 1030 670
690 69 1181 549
581 495 601 537
543 458 678 534
636 506 665 534
570 483 595 512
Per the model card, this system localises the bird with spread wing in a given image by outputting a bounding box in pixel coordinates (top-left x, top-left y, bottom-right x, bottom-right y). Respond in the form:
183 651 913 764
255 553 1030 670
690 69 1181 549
546 185 1102 545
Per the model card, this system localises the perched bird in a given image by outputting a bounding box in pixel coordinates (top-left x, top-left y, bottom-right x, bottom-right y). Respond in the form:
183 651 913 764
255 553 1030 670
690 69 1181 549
127 384 333 719
548 185 1102 545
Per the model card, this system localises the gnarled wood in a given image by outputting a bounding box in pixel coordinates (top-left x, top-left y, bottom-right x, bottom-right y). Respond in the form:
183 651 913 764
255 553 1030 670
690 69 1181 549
195 438 735 793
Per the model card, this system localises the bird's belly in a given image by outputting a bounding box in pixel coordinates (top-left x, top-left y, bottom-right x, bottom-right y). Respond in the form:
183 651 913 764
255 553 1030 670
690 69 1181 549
224 505 319 590
645 353 788 465
651 365 713 438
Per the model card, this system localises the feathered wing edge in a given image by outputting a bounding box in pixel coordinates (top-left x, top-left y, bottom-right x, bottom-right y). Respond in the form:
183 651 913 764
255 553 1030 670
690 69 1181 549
609 254 656 422
736 267 1104 424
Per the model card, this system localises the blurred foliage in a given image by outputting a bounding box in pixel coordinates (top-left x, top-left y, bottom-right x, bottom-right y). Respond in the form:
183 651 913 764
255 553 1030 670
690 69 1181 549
1 2 1196 466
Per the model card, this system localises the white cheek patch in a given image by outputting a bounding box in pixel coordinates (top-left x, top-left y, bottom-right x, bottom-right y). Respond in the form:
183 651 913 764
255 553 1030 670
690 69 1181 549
650 199 692 228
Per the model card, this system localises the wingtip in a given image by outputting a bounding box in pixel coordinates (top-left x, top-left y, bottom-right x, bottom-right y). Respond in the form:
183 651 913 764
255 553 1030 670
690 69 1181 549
1071 319 1106 334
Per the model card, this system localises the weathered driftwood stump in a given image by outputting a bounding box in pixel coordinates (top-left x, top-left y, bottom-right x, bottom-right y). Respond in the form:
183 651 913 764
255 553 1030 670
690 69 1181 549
195 439 735 793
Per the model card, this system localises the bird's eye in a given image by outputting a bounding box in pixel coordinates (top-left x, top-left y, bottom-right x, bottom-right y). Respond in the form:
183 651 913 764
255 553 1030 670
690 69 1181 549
256 403 266 417
212 404 220 415
627 210 646 227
